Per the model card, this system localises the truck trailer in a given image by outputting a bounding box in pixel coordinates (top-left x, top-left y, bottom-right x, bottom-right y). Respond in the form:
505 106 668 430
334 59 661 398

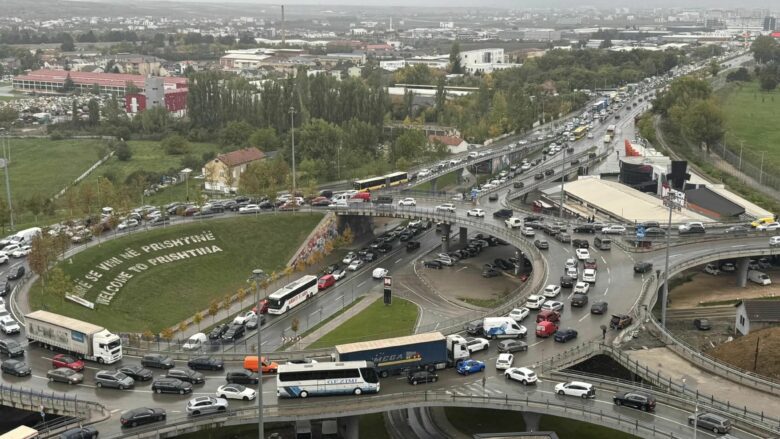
335 332 468 378
25 310 122 364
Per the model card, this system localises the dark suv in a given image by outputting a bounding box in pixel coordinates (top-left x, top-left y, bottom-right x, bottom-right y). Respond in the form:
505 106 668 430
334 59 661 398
141 354 175 370
407 370 438 385
221 324 245 342
613 391 656 412
152 378 193 394
633 261 653 274
226 369 259 384
166 368 205 384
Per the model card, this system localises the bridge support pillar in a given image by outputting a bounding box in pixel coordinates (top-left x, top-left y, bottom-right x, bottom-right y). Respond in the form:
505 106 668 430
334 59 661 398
459 227 468 246
429 177 438 192
338 415 359 439
737 257 749 288
522 412 541 431
440 223 451 253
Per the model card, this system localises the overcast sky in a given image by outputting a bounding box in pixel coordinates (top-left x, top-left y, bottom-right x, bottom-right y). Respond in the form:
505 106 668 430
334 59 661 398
150 0 777 8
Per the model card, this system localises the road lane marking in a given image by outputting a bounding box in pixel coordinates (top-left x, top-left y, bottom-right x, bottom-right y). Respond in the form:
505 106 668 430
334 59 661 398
601 256 607 264
578 313 590 322
395 258 403 264
530 341 544 347
603 287 608 296
357 281 366 288
456 266 467 272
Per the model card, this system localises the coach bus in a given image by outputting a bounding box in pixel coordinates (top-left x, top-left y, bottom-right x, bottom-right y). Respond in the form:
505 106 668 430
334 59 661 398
277 361 380 398
572 126 588 140
352 171 408 192
266 275 318 315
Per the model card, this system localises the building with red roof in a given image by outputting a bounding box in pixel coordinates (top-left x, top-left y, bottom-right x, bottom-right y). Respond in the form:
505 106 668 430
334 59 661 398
12 69 186 95
428 134 468 153
203 147 266 193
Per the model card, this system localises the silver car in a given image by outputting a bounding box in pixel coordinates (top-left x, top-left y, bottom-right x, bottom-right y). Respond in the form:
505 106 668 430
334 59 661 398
186 396 229 416
95 370 135 390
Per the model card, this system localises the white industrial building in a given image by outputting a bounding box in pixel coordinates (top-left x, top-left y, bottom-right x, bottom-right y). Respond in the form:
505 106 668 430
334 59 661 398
458 48 510 74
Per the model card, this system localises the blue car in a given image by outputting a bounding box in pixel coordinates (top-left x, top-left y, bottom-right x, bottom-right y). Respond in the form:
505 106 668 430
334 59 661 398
554 328 578 343
456 359 485 375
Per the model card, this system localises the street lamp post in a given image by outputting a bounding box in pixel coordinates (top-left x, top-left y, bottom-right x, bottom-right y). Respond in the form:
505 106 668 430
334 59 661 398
289 107 297 194
558 146 566 219
0 135 13 231
661 191 674 328
250 268 268 439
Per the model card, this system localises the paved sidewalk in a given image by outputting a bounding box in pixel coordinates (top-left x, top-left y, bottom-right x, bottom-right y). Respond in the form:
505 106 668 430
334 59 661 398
291 292 381 350
627 347 780 413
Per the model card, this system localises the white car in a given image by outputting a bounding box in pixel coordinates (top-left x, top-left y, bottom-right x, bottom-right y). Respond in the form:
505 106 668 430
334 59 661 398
757 222 780 231
216 384 256 401
465 337 490 353
496 353 514 370
521 163 532 171
565 258 577 269
587 133 594 139
239 204 261 214
348 259 364 271
372 268 388 279
332 269 346 280
504 367 537 385
704 263 720 276
525 294 545 310
0 244 21 257
770 236 780 247
417 169 431 178
582 269 597 283
554 381 595 399
233 311 257 326
508 307 530 322
505 218 522 229
398 198 417 207
573 281 590 294
575 248 590 260
518 140 528 145
11 245 31 258
342 252 357 264
566 266 578 278
466 208 485 218
541 300 564 313
601 225 626 234
521 227 535 237
0 254 7 265
117 219 139 230
543 285 561 298
0 316 20 335
435 203 456 213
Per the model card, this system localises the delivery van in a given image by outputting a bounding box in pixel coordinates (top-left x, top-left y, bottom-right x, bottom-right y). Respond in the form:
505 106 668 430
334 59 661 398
482 317 527 339
243 355 279 374
748 270 771 286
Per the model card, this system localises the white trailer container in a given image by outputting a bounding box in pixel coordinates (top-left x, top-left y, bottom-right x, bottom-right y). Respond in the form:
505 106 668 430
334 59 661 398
25 310 122 364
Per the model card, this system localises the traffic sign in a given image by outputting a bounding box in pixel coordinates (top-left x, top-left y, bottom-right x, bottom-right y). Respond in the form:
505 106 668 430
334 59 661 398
383 276 392 288
636 226 645 239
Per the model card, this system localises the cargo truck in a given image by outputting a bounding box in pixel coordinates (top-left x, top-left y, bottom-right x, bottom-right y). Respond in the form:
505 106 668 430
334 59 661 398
335 332 468 378
25 310 122 364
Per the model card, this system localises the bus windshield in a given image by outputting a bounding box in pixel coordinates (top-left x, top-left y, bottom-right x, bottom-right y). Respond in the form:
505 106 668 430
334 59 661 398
360 367 379 383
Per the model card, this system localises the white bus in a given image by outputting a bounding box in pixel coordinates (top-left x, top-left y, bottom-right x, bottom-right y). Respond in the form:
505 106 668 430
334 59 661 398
277 361 380 398
267 275 318 315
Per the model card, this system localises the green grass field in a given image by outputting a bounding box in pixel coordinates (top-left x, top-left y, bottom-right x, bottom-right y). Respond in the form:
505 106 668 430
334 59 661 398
307 297 418 348
719 81 780 171
445 408 638 439
95 140 218 180
29 213 323 332
416 170 460 191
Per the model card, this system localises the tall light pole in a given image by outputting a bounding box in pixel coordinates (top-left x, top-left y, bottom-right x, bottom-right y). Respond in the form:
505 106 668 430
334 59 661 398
250 268 268 439
558 146 567 219
289 106 297 194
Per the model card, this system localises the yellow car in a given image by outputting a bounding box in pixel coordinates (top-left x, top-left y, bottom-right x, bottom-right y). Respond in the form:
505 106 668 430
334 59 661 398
751 217 775 228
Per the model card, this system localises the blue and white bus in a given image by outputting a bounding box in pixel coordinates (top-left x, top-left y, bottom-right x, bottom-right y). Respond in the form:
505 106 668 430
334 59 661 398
276 361 380 398
267 275 318 315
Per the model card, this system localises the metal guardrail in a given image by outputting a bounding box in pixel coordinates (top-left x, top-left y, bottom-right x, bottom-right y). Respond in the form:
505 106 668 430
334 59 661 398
614 230 780 253
0 383 108 420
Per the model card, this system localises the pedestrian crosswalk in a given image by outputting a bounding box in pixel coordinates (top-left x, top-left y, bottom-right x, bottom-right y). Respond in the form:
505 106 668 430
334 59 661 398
445 382 507 397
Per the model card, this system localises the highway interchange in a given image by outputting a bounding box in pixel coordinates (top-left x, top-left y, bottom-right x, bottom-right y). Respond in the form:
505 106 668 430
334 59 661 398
1 49 776 438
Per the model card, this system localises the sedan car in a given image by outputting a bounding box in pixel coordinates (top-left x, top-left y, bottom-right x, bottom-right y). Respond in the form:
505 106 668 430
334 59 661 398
435 203 456 213
347 259 364 271
495 353 514 370
573 281 590 294
226 369 259 384
52 354 85 372
601 225 626 234
575 248 590 260
342 252 357 264
508 307 530 322
497 339 528 353
407 370 439 385
1 359 31 376
151 378 193 394
542 284 561 298
120 407 167 428
398 198 417 206
504 367 537 385
0 339 24 357
216 383 256 401
141 354 175 370
634 261 654 273
554 328 578 343
582 268 597 283
208 324 229 340
372 268 388 279
465 337 490 353
166 368 205 384
117 364 153 381
59 427 99 439
95 370 135 389
541 300 564 313
613 391 656 412
456 359 485 375
466 208 485 217
188 356 224 371
591 301 609 315
221 324 245 342
47 367 83 384
554 381 595 399
186 396 228 417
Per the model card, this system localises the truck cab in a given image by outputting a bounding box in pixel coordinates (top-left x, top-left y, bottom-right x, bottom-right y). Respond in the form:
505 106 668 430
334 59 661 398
445 335 469 366
535 321 558 338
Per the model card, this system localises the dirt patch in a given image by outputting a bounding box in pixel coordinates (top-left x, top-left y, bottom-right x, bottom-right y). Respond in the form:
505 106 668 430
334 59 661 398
706 326 780 380
669 268 780 309
665 318 735 352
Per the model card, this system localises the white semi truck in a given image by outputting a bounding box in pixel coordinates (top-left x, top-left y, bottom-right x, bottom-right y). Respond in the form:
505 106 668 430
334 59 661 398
25 310 122 364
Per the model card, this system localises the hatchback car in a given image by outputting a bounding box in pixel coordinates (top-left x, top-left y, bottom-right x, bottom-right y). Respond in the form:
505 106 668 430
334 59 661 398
318 275 336 290
497 339 528 353
166 368 205 384
575 248 590 260
591 301 609 314
543 285 561 298
187 396 228 416
456 359 485 375
534 239 549 250
525 295 545 310
573 281 590 294
117 364 153 381
495 353 514 370
582 268 597 283
120 407 167 428
504 367 537 385
407 370 439 385
554 328 578 343
633 261 653 273
95 370 135 389
508 307 530 322
216 383 256 400
151 378 193 394
467 208 485 217
47 367 83 384
141 354 175 369
52 354 85 372
555 381 595 399
541 300 564 313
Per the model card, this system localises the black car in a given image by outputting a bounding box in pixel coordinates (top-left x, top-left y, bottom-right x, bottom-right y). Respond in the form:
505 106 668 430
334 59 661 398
363 252 377 262
59 426 99 438
407 370 438 385
534 239 549 250
377 242 393 253
638 221 660 229
572 239 589 249
573 224 596 233
493 209 514 219
534 173 544 180
679 224 705 235
117 364 153 381
166 368 205 384
613 391 656 412
141 354 175 370
399 231 414 241
0 339 24 357
221 324 245 342
571 293 589 307
488 193 499 201
152 378 192 394
493 258 514 270
633 261 653 274
188 356 224 371
694 318 712 330
7 265 24 280
207 325 228 340
482 267 500 278
544 168 554 176
423 260 443 269
465 320 484 336
406 241 421 251
513 181 525 189
120 407 167 428
0 281 10 297
591 301 609 314
1 359 31 376
226 369 259 384
554 328 578 343
725 226 748 236
560 275 575 288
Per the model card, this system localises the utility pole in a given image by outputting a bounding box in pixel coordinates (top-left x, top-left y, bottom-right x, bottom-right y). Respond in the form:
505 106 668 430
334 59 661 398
759 151 765 185
251 269 268 439
289 106 297 194
0 136 13 231
558 146 566 218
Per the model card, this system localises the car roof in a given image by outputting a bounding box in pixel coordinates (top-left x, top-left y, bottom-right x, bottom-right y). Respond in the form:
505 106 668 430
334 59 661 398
497 353 512 359
567 381 593 387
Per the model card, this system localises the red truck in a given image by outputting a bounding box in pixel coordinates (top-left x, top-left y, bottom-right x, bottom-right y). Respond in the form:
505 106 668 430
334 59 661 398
535 321 558 338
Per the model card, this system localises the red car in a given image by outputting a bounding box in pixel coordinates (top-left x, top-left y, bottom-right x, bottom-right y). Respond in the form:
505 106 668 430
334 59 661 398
318 274 336 290
584 258 598 270
252 299 269 315
52 354 85 372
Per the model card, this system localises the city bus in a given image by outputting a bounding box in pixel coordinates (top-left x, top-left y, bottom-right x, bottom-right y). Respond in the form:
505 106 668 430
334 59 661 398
573 126 588 140
352 171 408 192
266 275 318 315
277 361 380 398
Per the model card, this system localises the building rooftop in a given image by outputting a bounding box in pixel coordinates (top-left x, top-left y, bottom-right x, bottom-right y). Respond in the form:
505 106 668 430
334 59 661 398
14 69 186 89
685 186 745 218
737 300 780 323
216 147 265 168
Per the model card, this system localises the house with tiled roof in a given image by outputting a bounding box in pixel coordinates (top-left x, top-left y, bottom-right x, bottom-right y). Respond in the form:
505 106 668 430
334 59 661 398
428 134 468 153
203 147 265 193
735 300 780 335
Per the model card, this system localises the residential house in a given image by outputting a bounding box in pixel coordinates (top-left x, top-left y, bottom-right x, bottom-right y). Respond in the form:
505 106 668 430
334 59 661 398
735 300 780 335
428 134 468 154
203 147 265 194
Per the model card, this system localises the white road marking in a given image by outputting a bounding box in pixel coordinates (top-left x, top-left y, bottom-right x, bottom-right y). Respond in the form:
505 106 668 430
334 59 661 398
395 258 403 264
603 287 609 296
456 266 467 272
731 244 747 248
434 322 440 330
111 409 120 413
357 281 366 288
530 340 544 347
600 256 607 264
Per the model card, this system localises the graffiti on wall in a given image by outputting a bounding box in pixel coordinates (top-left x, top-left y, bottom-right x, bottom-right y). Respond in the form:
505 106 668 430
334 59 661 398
289 214 339 268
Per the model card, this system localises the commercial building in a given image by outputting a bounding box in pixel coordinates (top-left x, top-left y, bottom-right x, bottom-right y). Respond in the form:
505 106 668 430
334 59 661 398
459 48 514 74
12 69 186 95
203 147 265 194
124 76 187 115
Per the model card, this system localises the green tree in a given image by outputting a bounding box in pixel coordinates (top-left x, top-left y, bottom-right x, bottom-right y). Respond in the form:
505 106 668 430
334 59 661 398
750 35 778 64
161 134 191 155
60 32 75 52
449 42 463 74
219 121 255 148
248 127 281 151
708 60 720 77
0 107 17 127
87 98 100 125
29 234 56 283
62 74 75 92
599 39 613 49
113 140 132 161
391 129 426 164
681 98 725 149
44 267 74 304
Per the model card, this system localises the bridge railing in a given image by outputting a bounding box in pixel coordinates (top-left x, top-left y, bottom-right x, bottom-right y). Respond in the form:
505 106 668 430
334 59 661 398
0 383 109 421
505 149 610 202
613 229 779 253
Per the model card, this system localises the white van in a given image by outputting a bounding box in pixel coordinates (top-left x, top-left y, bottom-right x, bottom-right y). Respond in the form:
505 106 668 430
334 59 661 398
482 317 527 339
331 193 350 206
1 227 41 247
748 270 771 286
182 333 208 351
